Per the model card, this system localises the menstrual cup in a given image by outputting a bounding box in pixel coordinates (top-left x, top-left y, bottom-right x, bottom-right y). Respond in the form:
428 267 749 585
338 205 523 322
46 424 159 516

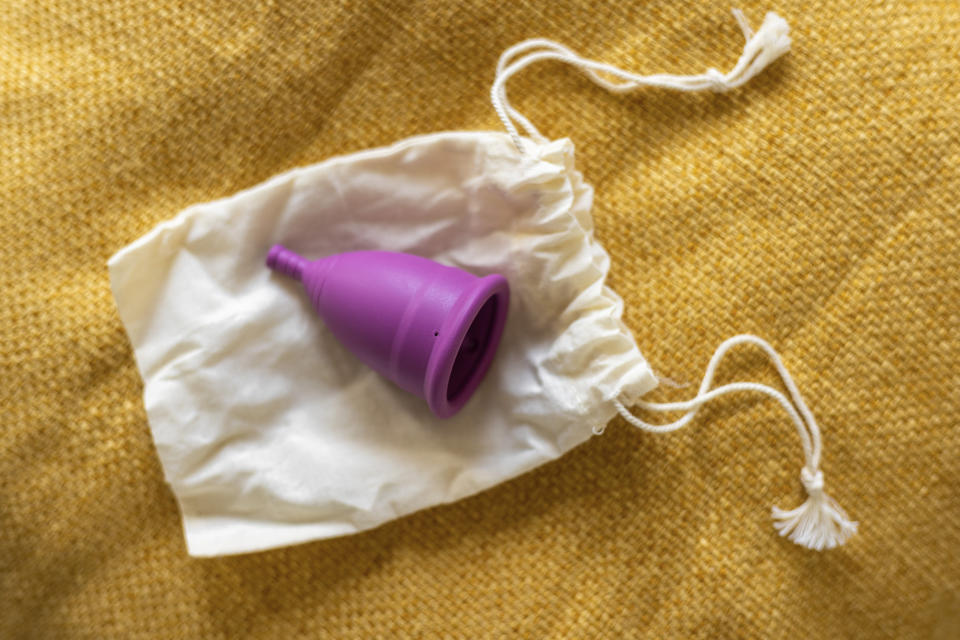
267 246 509 418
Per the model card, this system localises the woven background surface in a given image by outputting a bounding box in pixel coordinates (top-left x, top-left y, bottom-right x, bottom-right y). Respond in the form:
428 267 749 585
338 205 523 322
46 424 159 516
3 1 958 637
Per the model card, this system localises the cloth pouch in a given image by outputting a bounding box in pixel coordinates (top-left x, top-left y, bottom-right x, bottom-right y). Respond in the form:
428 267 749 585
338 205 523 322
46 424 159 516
109 132 657 556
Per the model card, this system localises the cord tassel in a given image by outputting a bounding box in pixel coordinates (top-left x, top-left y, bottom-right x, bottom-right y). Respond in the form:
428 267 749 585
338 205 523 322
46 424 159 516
612 335 858 551
772 468 858 550
715 10 792 90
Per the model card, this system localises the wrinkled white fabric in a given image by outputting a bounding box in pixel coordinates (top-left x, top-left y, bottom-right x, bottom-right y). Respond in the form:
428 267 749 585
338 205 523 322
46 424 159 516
109 131 657 556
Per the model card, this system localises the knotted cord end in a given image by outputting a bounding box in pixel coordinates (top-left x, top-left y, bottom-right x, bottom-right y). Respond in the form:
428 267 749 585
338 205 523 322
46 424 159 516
772 468 858 550
712 9 791 91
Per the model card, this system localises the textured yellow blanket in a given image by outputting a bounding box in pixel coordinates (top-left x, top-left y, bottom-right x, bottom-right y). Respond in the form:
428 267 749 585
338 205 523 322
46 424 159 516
2 1 958 637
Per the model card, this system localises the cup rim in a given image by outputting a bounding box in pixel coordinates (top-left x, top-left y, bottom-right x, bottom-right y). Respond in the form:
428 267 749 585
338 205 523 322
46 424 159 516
423 274 510 418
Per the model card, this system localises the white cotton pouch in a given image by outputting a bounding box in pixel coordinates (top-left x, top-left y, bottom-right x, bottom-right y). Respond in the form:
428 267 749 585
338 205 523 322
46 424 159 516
109 132 658 556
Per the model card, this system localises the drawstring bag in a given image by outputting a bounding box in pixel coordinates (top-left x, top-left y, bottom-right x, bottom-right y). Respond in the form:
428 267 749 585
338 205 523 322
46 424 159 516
109 10 856 557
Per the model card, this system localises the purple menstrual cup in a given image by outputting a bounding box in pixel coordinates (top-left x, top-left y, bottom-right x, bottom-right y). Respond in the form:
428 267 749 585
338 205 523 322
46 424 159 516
266 245 509 418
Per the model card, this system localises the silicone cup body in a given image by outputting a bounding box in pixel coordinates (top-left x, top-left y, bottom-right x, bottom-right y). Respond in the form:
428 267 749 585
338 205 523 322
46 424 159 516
267 246 509 418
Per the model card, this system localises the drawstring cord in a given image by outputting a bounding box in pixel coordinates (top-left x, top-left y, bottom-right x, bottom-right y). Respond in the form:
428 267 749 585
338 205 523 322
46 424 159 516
491 9 791 153
490 11 855 550
609 335 858 551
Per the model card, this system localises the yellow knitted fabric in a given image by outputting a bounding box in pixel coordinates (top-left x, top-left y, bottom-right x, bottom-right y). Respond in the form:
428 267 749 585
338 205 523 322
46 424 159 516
2 1 958 637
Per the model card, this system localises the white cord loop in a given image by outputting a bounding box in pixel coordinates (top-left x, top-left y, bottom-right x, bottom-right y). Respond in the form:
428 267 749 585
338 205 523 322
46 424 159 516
612 335 857 551
491 9 791 153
